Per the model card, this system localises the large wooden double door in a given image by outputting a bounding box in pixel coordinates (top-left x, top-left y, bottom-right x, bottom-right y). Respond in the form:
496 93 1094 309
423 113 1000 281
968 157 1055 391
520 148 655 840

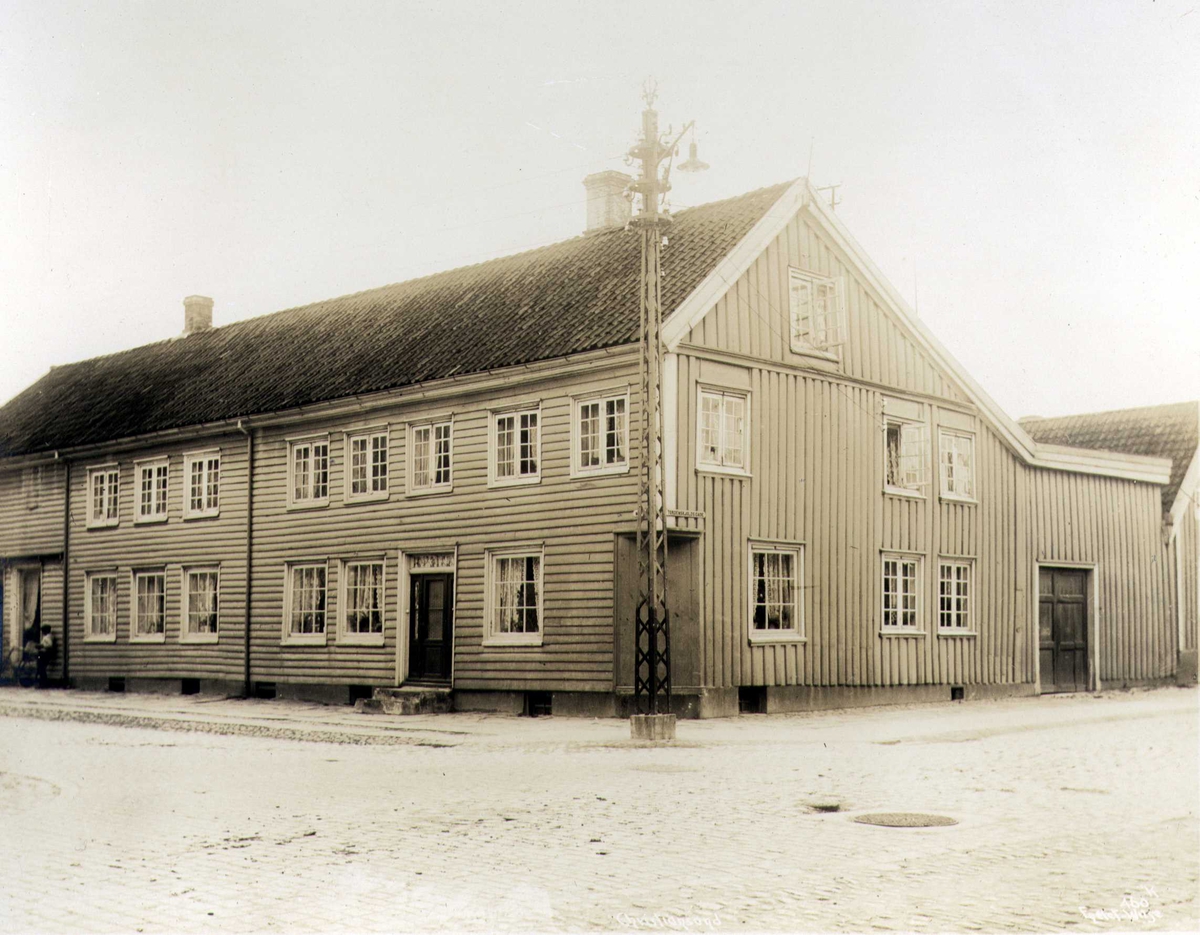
1039 567 1090 693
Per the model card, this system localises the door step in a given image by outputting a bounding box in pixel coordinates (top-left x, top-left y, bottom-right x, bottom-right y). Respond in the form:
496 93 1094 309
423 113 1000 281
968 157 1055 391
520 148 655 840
355 686 452 716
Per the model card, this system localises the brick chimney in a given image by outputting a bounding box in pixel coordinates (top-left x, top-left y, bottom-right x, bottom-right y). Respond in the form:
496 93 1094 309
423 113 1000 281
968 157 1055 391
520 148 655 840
183 295 213 335
583 170 632 233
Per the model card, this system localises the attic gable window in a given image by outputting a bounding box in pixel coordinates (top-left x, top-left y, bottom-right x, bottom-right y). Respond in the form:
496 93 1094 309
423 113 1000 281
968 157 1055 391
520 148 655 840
289 438 330 507
491 409 540 486
884 418 929 497
938 430 976 501
87 465 120 529
184 450 220 519
135 458 169 523
789 267 845 354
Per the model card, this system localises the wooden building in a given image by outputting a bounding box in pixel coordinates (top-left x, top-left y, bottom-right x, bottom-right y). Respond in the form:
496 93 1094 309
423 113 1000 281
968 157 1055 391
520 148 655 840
1022 402 1199 685
0 176 1185 715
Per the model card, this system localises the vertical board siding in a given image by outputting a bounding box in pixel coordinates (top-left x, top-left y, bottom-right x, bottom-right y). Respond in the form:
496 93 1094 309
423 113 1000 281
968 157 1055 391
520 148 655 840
685 210 969 403
1027 467 1175 683
68 433 248 682
1182 509 1199 652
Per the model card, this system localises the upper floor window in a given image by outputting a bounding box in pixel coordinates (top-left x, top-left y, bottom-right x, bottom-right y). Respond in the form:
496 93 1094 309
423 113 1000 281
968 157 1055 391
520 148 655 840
492 409 540 486
410 421 452 493
749 544 803 642
87 465 120 528
132 570 166 642
485 549 543 645
346 430 389 502
23 465 47 511
884 418 929 496
285 562 327 643
135 458 170 523
85 572 118 641
938 430 976 501
342 560 385 643
184 450 220 518
574 394 628 476
789 268 845 354
882 554 922 631
183 567 220 643
938 560 973 633
290 438 329 507
697 388 749 474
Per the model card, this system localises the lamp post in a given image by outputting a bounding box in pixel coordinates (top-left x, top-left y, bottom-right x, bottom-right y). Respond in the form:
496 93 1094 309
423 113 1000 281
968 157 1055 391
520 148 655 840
626 81 707 739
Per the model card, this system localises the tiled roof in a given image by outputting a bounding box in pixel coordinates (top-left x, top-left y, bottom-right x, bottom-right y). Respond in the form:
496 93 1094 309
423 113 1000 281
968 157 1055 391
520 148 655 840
1021 402 1199 511
0 181 793 458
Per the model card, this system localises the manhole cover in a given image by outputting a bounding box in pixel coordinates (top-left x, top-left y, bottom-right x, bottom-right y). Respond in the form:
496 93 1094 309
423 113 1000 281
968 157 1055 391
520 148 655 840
853 812 958 828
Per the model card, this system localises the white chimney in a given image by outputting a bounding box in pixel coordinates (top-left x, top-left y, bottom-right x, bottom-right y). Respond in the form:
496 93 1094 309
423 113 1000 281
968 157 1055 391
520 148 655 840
183 295 213 335
582 170 632 233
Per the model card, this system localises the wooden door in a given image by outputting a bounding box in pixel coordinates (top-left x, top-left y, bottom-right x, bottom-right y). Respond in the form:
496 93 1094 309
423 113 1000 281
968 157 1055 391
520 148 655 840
409 573 453 682
1039 567 1089 693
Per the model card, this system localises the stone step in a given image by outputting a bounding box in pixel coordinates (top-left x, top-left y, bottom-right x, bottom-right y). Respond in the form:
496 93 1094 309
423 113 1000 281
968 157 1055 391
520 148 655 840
355 686 452 716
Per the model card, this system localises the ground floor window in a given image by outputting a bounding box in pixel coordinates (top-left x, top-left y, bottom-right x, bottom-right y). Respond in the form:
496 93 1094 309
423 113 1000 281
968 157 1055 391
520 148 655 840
342 560 384 640
286 563 327 641
184 568 220 641
749 544 803 641
486 550 542 644
132 571 166 641
938 560 972 632
86 572 118 641
882 554 922 630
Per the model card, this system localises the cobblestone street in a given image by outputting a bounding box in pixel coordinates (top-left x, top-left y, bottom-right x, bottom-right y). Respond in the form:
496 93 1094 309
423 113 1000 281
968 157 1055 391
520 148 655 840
0 686 1196 933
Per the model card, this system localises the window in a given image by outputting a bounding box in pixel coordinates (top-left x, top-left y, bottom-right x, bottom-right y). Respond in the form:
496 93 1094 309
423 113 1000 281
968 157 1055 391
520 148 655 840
347 431 389 501
938 560 972 633
574 395 628 475
183 567 220 642
135 458 169 523
85 572 118 641
285 563 327 642
492 410 540 485
132 571 166 642
290 439 330 506
87 465 120 528
789 268 845 353
23 465 46 511
486 550 543 644
342 560 384 642
939 430 976 500
183 450 220 518
697 388 748 473
749 544 803 642
884 419 929 495
882 554 922 631
410 421 452 493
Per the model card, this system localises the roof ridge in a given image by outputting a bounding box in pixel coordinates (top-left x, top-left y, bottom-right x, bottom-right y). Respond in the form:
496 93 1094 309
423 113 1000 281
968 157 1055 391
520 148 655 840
1021 400 1199 423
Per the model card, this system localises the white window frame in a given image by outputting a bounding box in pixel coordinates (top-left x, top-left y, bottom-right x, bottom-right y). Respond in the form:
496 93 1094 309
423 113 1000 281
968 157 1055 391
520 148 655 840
181 566 220 644
131 569 167 643
288 436 331 509
86 464 121 529
938 429 977 502
881 552 924 634
408 419 454 495
937 558 975 635
84 571 119 642
483 546 544 647
283 562 329 645
344 428 390 503
134 457 170 524
883 417 930 498
339 558 386 645
489 408 541 487
182 449 221 519
788 267 846 356
696 386 750 476
747 541 805 644
571 391 630 478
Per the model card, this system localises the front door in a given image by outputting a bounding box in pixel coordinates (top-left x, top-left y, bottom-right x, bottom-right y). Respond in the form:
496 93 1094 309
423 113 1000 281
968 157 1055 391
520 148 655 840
408 573 453 682
1039 567 1089 693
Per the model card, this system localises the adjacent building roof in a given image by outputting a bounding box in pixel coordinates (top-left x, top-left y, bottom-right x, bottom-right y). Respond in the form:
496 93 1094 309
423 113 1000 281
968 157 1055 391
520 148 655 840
1021 402 1199 511
0 181 793 458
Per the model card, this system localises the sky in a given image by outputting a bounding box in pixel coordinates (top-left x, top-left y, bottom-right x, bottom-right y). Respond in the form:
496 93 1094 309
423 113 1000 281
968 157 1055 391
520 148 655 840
1 0 1196 419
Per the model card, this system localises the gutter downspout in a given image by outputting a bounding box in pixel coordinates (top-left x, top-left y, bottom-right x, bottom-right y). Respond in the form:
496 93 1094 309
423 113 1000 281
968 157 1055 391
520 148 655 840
238 421 253 698
60 458 70 686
